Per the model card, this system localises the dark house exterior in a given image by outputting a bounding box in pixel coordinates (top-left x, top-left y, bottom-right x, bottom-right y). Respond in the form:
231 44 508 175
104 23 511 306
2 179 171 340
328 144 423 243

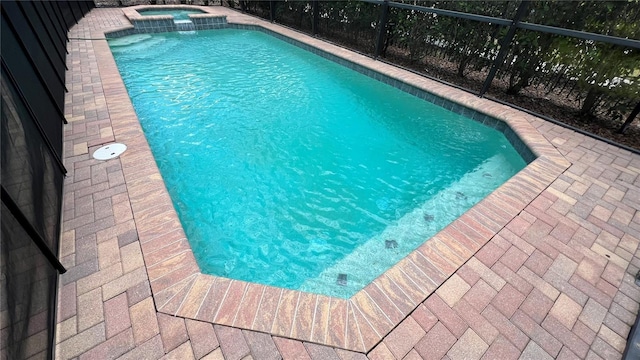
1 2 94 359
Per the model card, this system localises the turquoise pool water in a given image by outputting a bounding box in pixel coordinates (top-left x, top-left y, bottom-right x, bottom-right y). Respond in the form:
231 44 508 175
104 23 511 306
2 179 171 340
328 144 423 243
138 9 203 20
109 29 526 298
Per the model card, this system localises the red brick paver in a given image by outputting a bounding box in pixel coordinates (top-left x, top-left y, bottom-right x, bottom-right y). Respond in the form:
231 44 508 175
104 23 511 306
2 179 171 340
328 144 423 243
55 5 640 360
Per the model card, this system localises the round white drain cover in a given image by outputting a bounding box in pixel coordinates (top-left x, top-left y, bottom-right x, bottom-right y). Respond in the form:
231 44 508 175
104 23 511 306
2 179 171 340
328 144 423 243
93 143 127 160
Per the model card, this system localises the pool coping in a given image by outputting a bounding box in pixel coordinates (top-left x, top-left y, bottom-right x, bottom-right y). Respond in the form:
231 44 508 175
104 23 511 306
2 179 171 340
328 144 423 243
92 6 571 353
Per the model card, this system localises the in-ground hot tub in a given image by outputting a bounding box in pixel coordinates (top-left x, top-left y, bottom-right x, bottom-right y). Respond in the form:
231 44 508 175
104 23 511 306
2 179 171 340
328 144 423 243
110 5 227 36
137 8 205 20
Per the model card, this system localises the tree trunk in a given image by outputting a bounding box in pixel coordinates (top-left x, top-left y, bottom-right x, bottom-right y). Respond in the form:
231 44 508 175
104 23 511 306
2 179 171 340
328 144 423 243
457 56 469 77
506 73 531 95
580 88 601 116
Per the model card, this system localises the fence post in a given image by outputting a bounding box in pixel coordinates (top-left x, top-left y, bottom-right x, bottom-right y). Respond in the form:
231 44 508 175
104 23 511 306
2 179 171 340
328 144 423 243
240 0 246 13
479 0 530 96
374 0 390 58
270 1 275 22
618 101 640 134
312 0 319 35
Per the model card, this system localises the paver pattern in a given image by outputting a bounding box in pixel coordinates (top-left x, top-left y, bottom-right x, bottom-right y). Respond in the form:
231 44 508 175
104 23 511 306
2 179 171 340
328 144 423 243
57 6 640 360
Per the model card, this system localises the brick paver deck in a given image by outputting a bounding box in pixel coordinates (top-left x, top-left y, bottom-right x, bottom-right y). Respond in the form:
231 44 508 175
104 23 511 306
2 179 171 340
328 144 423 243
56 6 640 360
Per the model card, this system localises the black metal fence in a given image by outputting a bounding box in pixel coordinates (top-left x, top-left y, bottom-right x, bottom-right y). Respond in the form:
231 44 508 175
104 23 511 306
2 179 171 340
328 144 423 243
1 1 93 359
229 0 640 147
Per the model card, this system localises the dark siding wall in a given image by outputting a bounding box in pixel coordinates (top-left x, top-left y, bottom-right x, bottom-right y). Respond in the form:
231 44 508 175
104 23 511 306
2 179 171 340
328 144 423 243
0 2 94 359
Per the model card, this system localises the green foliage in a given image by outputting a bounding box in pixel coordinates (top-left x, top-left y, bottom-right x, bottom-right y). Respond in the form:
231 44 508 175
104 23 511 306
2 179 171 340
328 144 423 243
386 0 640 120
387 8 437 62
240 0 640 123
529 0 640 119
387 1 510 74
316 1 380 54
243 0 270 19
275 0 313 31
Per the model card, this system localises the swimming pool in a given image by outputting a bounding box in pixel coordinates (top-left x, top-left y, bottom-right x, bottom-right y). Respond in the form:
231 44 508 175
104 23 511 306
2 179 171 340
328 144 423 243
109 29 526 298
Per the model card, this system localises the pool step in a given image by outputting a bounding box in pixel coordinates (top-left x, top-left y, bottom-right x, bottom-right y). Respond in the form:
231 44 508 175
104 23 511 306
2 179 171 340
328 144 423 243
298 154 514 298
